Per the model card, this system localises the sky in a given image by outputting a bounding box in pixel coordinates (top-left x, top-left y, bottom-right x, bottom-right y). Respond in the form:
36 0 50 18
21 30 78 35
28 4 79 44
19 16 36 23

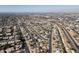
0 5 79 12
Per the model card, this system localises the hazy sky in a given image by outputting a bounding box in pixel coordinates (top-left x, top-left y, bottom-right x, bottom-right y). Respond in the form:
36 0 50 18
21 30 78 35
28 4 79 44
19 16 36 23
0 5 79 12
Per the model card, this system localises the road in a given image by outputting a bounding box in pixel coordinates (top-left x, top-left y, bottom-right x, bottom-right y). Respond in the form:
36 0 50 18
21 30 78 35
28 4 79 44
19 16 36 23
16 17 30 53
56 23 79 53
